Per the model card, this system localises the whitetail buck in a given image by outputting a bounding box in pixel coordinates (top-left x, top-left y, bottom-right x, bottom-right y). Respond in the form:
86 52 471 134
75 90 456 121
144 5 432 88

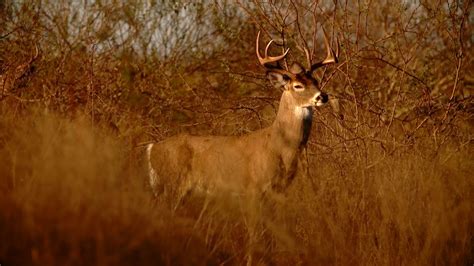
147 30 339 201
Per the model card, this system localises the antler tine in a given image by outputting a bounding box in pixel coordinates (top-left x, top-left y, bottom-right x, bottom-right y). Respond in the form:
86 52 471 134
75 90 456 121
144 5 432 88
310 28 339 72
264 40 274 58
256 31 290 67
256 31 262 60
26 44 40 65
304 47 312 71
321 29 338 65
33 44 39 59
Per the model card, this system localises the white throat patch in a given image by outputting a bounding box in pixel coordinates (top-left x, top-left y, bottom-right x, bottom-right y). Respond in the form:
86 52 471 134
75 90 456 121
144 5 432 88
294 106 312 119
146 143 158 196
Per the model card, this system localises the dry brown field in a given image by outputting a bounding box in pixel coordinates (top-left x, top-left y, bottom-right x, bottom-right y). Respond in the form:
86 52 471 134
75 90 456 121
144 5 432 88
0 1 472 265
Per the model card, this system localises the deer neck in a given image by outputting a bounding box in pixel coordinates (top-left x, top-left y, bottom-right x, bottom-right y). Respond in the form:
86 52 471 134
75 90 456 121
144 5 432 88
270 91 313 156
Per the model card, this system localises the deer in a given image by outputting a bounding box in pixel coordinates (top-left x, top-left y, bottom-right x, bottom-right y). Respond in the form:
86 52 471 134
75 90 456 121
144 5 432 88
146 30 339 204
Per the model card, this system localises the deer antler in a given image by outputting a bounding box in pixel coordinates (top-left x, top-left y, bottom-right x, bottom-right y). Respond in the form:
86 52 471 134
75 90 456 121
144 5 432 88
309 29 339 72
256 31 290 68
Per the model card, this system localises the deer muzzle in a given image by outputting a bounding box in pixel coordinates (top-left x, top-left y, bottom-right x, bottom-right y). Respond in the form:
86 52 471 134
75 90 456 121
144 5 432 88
314 92 329 106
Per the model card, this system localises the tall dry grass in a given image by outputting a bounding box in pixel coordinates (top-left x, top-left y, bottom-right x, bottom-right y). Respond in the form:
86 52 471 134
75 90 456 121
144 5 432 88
0 108 471 265
0 109 216 265
0 0 473 265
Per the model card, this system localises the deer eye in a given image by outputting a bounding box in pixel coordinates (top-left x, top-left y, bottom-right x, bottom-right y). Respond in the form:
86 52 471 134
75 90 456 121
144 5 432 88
293 84 304 91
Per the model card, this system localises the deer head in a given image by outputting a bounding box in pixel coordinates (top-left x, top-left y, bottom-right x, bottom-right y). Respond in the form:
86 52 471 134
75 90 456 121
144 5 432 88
256 30 339 108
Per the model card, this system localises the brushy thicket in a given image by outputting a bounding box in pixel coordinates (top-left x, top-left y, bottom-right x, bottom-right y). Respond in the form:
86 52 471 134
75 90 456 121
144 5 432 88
0 0 473 265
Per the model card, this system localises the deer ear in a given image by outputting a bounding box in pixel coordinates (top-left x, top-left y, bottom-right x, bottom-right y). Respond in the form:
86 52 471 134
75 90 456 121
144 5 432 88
267 71 291 90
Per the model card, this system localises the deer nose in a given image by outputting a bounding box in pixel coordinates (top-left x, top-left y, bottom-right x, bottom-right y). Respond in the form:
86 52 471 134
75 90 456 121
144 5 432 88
320 93 328 103
316 93 329 104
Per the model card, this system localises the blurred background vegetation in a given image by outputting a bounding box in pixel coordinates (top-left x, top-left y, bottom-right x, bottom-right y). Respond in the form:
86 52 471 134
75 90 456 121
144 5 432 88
0 0 472 265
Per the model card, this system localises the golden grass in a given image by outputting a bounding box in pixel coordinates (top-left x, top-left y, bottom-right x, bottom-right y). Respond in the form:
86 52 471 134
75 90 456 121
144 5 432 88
0 108 471 266
1 1 472 264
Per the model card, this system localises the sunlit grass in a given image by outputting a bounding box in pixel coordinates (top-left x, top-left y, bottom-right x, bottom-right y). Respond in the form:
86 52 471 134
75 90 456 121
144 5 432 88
0 110 471 265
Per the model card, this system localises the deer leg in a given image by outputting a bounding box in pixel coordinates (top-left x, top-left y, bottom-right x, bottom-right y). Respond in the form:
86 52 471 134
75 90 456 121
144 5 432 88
173 186 193 212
